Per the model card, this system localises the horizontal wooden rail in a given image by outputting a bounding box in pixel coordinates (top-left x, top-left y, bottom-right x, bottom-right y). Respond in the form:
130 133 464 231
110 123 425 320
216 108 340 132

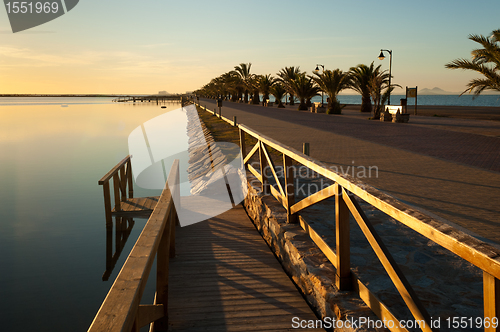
237 123 500 280
196 102 500 332
98 155 134 225
99 155 131 185
89 159 179 332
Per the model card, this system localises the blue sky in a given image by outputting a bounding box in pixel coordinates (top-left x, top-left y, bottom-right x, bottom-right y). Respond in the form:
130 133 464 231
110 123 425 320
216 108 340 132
0 0 498 94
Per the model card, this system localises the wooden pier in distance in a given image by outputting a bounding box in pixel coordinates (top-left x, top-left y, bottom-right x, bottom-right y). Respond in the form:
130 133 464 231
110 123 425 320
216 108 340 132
112 94 185 103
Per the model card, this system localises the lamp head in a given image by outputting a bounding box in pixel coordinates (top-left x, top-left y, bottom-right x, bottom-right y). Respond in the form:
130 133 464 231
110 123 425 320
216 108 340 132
378 51 385 60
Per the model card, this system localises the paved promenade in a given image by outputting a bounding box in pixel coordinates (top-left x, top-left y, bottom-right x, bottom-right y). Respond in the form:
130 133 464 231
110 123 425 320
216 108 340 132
199 98 500 246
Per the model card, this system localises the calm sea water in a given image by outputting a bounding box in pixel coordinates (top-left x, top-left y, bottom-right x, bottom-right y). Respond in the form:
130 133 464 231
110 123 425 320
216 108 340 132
0 97 183 331
0 94 497 331
269 94 500 107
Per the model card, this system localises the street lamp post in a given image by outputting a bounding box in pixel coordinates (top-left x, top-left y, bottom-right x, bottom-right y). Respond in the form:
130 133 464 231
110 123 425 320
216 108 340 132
314 64 325 106
378 49 392 105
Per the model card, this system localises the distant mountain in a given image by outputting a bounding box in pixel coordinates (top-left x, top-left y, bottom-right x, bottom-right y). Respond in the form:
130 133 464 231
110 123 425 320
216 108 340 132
419 87 500 95
419 87 455 95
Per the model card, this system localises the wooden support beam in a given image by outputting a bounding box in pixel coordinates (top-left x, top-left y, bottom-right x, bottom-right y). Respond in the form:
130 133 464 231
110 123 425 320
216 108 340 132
119 166 127 200
113 173 121 211
243 141 260 165
154 211 171 331
247 164 262 183
102 182 112 225
259 141 269 194
484 272 500 332
290 184 336 215
354 276 410 332
283 155 297 224
99 155 131 185
342 189 434 332
127 159 133 198
299 216 336 266
335 184 351 290
136 304 165 328
269 185 286 208
261 143 285 197
239 128 246 160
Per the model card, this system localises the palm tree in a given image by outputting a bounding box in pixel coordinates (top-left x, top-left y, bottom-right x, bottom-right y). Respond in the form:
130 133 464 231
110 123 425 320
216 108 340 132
218 71 240 101
277 66 302 105
249 75 261 104
288 73 320 110
445 29 500 95
258 74 277 105
270 83 287 108
369 67 401 119
312 69 350 114
234 63 253 103
348 63 377 113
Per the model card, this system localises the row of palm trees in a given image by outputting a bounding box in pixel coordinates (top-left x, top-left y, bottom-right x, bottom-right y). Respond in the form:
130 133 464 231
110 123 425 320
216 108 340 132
197 29 500 118
195 62 397 118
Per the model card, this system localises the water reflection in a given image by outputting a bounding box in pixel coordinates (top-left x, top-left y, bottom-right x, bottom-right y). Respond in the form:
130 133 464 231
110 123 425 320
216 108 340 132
102 216 135 281
0 98 182 332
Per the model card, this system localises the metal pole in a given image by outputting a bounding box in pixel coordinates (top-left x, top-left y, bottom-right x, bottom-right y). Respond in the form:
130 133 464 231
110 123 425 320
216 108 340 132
415 86 418 115
388 50 392 106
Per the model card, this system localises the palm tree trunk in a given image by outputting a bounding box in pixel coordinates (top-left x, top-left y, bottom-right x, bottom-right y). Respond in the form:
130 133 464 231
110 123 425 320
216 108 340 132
262 93 269 105
360 93 372 113
298 98 307 110
289 93 295 105
253 90 260 104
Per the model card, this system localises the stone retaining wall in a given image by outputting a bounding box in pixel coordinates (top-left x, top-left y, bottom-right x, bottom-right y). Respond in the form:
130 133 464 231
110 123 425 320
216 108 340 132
243 173 383 332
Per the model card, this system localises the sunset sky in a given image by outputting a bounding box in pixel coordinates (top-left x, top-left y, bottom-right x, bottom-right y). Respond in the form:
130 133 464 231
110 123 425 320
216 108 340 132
0 0 499 94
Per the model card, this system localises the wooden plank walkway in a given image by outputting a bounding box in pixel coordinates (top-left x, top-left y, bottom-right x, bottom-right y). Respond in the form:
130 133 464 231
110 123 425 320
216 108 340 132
111 196 159 218
168 204 324 331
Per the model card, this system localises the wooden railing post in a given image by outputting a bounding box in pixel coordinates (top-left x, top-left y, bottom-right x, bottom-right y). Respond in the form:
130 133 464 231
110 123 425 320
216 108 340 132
154 212 171 331
259 141 269 194
127 159 133 199
335 183 351 290
119 166 127 201
303 142 310 156
239 128 246 164
102 182 112 225
484 272 500 332
113 173 121 212
284 154 297 224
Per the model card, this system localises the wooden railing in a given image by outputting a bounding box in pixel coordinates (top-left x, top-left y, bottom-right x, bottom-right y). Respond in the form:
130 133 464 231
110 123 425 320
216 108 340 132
196 101 500 332
98 155 134 225
88 159 180 332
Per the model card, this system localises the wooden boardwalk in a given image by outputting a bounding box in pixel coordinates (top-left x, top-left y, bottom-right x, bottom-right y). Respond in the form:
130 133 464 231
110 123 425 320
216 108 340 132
111 196 159 218
167 204 324 332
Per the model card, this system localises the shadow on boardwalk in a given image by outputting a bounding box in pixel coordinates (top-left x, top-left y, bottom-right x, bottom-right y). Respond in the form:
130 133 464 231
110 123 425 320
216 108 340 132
168 204 324 332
